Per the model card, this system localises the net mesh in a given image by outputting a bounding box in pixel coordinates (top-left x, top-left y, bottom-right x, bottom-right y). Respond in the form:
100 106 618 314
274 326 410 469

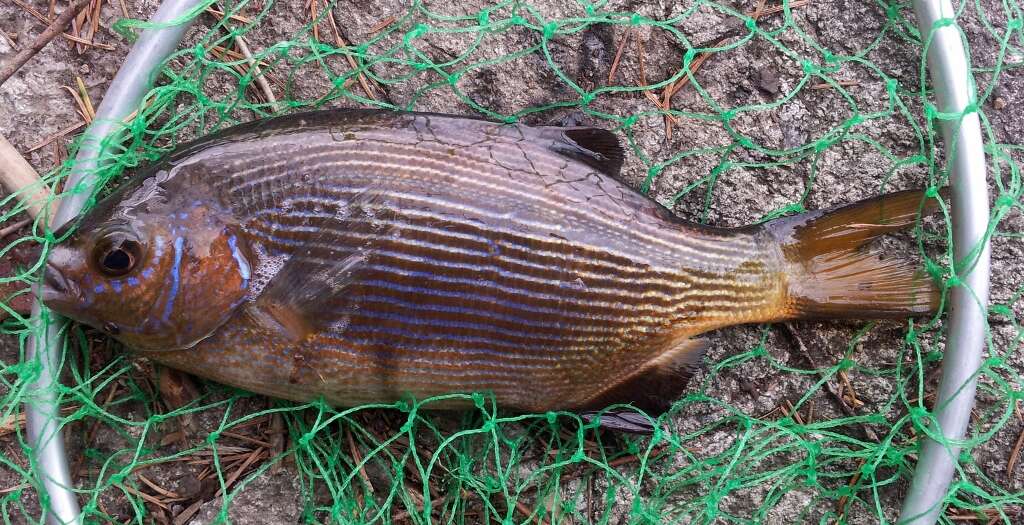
1 0 1022 523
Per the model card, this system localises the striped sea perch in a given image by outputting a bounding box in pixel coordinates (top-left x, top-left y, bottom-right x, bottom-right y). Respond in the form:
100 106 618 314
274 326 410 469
42 110 938 432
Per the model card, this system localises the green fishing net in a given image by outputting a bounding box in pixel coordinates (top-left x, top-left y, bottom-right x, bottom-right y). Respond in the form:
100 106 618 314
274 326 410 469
2 0 1023 523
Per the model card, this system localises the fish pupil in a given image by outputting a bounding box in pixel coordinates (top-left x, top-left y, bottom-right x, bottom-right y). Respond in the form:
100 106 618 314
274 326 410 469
94 236 141 276
103 249 132 271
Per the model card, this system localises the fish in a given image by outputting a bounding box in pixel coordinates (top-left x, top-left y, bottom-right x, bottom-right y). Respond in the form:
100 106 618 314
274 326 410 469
40 109 939 433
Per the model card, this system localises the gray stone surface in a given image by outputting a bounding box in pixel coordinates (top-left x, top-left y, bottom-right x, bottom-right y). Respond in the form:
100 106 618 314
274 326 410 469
188 470 303 525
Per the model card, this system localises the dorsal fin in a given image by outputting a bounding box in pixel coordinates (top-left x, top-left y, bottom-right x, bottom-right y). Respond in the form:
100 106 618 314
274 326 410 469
544 127 625 177
578 337 710 416
155 110 626 181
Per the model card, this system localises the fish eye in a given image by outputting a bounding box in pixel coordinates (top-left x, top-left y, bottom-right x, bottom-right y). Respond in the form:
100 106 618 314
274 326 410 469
92 233 143 277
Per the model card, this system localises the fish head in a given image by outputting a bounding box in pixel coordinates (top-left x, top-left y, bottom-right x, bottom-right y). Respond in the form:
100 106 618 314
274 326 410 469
41 188 253 352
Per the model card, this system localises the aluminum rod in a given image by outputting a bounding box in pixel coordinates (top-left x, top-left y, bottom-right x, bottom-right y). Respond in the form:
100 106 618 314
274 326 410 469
899 0 991 523
25 1 204 523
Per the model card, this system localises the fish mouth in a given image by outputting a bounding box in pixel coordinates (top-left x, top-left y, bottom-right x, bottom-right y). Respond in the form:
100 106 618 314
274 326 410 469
40 263 80 309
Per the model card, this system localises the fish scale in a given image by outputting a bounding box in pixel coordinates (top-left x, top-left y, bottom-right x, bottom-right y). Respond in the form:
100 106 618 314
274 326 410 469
42 110 940 429
195 123 770 405
181 115 777 407
218 134 760 260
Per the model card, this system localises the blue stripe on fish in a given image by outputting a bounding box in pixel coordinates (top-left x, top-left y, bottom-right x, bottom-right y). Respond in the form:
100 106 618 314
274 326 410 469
341 336 558 363
243 230 698 307
339 328 564 361
227 235 251 288
349 308 574 341
352 279 633 322
153 235 166 257
338 321 582 353
162 236 184 322
304 339 528 374
354 292 595 330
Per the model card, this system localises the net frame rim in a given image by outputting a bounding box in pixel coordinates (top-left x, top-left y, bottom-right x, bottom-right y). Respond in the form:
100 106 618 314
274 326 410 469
21 1 994 523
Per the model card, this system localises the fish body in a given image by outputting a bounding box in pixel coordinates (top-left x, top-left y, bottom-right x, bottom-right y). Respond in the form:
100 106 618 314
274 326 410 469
42 110 938 423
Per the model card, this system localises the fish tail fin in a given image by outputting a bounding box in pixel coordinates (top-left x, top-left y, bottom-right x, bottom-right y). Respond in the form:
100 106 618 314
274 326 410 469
766 188 943 320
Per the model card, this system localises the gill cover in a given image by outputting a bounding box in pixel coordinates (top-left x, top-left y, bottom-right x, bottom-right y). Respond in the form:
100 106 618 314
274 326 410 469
42 179 253 352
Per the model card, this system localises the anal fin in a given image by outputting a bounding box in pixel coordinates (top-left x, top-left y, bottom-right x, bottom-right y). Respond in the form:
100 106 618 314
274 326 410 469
579 337 710 420
580 410 656 434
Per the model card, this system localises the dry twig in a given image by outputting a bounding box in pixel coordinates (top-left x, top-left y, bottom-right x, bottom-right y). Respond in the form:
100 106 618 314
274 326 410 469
346 426 375 499
0 135 55 219
172 499 204 525
6 0 112 52
206 5 281 111
659 0 810 139
945 507 1011 523
811 80 860 90
634 39 678 125
267 411 286 472
0 405 79 437
221 430 272 448
25 121 86 153
76 75 95 117
748 0 809 18
781 399 805 425
208 45 271 69
1007 426 1024 474
369 15 397 35
155 367 201 444
234 35 280 111
62 77 96 123
205 6 252 24
834 458 867 521
326 4 380 101
137 473 180 499
608 443 670 468
72 383 121 479
837 369 864 408
780 324 883 444
116 483 173 511
0 0 94 87
217 447 267 497
1 28 18 50
515 499 550 525
607 27 632 84
0 218 32 239
0 483 30 495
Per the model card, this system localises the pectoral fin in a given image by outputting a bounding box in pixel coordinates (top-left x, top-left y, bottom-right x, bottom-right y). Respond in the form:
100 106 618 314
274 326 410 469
247 252 366 343
246 186 390 342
